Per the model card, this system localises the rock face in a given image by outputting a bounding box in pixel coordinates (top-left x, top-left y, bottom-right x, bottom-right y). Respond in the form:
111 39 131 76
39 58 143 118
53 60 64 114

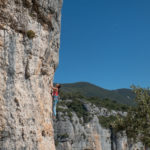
0 0 62 149
54 100 145 150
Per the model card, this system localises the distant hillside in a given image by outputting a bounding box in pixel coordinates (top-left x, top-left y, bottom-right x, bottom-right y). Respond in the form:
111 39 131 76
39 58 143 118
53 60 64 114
60 82 135 105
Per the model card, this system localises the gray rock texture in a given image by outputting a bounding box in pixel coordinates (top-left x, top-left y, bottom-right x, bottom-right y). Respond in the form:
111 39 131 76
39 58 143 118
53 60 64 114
0 0 62 149
54 100 146 150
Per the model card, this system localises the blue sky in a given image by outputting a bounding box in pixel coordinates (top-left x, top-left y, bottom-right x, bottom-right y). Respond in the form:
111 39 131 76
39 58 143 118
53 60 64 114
54 0 150 90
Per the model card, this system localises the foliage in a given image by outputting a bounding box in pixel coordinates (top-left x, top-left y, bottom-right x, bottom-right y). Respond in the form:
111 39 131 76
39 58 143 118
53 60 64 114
87 97 129 111
56 107 66 114
23 0 31 8
57 97 92 123
58 90 130 126
66 99 92 123
55 139 59 147
59 91 84 100
113 86 150 147
57 104 73 120
27 30 36 39
98 115 118 128
60 91 129 111
60 82 135 105
57 133 69 139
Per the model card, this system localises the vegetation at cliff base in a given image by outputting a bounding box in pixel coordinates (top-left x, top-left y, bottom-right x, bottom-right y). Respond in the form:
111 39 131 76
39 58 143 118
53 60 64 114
113 86 150 147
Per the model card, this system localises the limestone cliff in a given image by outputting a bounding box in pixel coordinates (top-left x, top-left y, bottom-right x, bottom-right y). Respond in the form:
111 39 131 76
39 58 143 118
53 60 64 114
54 99 146 150
0 0 62 149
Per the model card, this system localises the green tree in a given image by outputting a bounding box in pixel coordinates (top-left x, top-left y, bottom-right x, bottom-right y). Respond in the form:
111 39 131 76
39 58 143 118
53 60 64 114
113 86 150 148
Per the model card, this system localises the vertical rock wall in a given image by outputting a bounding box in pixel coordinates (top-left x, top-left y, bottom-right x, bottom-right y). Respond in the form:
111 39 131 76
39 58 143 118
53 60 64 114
0 0 62 149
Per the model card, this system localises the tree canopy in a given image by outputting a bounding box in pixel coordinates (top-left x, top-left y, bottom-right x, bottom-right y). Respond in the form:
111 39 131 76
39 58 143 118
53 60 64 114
113 86 150 147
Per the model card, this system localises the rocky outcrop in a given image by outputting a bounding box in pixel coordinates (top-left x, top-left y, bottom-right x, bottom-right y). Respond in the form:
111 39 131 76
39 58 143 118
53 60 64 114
54 100 146 150
0 0 62 149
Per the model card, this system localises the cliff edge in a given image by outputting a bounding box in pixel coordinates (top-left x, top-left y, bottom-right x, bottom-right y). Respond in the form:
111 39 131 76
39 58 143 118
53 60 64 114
54 98 145 150
0 0 62 149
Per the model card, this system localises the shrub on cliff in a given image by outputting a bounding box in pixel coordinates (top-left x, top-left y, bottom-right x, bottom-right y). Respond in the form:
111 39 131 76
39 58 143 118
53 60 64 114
57 133 69 140
98 115 118 128
66 99 92 123
27 30 36 39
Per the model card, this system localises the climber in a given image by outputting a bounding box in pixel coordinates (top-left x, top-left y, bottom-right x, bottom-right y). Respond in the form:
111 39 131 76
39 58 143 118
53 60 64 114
50 83 61 119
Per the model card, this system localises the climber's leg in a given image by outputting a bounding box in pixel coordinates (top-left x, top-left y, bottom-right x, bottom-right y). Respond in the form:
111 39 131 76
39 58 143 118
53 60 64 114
53 96 58 116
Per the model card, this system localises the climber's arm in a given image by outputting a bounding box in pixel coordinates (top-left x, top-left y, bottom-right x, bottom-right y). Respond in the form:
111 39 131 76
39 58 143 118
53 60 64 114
51 86 58 91
49 83 58 91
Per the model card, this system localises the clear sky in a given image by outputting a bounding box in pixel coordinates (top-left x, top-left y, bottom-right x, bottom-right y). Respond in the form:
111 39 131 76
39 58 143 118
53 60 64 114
54 0 150 90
